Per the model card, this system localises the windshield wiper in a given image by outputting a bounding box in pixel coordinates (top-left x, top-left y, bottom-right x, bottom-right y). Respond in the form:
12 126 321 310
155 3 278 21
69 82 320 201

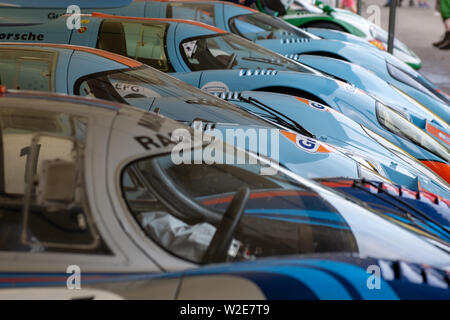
241 56 284 67
237 95 315 138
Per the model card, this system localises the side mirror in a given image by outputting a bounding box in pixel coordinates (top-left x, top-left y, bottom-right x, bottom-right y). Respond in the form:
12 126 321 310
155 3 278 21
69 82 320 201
322 4 335 14
36 159 80 211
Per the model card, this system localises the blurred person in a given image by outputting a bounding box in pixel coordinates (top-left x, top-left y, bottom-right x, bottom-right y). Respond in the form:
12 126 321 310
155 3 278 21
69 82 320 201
418 0 430 8
339 0 357 13
384 0 403 7
433 0 450 49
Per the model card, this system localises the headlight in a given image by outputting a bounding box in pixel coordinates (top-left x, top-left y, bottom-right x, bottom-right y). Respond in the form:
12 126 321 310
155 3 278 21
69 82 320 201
376 101 450 162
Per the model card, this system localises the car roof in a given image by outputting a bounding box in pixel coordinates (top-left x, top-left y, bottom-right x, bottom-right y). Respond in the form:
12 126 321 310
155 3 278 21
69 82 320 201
0 42 142 68
90 12 227 33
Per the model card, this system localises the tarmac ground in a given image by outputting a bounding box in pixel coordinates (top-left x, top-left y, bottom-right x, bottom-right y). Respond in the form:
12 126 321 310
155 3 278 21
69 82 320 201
360 0 450 92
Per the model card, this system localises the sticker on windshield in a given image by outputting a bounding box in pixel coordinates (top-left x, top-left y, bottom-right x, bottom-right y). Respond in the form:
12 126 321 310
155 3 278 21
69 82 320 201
182 40 198 58
111 80 161 98
281 131 332 153
201 81 230 93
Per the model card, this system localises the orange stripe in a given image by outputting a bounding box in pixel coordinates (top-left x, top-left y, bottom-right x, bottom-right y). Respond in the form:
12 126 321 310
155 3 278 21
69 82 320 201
319 180 354 188
280 130 297 143
420 160 450 184
0 42 142 68
317 144 333 153
295 97 310 105
425 122 450 146
91 12 227 33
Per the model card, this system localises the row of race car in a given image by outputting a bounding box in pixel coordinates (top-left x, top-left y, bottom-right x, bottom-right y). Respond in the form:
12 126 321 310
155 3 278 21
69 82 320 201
0 0 449 299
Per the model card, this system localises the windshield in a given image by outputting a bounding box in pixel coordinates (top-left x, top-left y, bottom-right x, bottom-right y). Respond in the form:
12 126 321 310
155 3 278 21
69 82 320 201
120 143 450 266
180 33 317 73
229 13 318 41
74 66 268 125
376 102 450 162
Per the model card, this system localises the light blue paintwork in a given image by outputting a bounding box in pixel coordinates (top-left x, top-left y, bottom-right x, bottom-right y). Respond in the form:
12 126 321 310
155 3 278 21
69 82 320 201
0 16 447 182
174 69 449 178
141 1 450 127
215 90 450 197
296 55 449 131
0 43 365 181
304 27 380 48
1 2 448 125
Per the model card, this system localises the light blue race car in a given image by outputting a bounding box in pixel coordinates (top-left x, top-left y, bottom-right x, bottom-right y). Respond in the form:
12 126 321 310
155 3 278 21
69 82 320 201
1 0 448 120
1 42 449 196
213 90 450 197
0 42 378 183
0 14 448 182
138 0 450 127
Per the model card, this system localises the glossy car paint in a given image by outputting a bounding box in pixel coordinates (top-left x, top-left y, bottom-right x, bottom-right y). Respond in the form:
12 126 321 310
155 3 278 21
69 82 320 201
0 91 449 299
0 16 447 180
0 43 364 181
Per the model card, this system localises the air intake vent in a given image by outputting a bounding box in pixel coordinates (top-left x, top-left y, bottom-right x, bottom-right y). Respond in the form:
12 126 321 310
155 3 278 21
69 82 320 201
238 69 278 76
212 91 242 101
285 54 301 61
281 38 311 44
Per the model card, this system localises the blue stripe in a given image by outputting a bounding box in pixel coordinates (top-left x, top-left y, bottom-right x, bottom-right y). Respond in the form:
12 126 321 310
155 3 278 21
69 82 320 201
255 215 350 230
292 260 399 300
187 266 353 300
186 259 399 300
245 209 345 222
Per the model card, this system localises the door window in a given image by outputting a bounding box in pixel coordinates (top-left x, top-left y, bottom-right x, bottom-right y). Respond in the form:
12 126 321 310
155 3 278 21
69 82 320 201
0 48 56 91
97 20 174 72
0 105 109 254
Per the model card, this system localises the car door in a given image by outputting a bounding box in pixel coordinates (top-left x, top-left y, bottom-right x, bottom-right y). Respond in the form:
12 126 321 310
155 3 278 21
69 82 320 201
0 97 160 297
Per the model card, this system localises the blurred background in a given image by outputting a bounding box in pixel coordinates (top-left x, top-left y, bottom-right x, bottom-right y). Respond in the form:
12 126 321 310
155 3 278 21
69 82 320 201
350 0 450 92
